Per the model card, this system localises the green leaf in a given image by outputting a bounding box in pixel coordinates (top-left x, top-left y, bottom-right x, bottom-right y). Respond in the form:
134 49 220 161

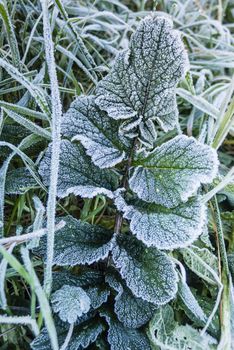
130 135 218 208
112 234 178 305
182 246 219 285
36 216 114 266
62 95 130 168
51 285 91 324
148 305 217 349
5 167 38 194
52 270 104 291
178 277 207 325
103 313 151 350
51 270 109 311
31 318 105 350
39 140 118 199
114 287 157 329
85 286 110 309
115 191 206 249
96 16 188 135
106 268 157 328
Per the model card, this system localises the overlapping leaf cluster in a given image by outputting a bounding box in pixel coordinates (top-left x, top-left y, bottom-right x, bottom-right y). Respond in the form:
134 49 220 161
33 16 219 349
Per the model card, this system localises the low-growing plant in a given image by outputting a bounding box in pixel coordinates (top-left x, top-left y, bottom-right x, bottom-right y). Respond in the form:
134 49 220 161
32 15 220 349
0 2 234 350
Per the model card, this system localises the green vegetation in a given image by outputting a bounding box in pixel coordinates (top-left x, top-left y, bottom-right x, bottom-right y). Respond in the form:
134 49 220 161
0 1 233 349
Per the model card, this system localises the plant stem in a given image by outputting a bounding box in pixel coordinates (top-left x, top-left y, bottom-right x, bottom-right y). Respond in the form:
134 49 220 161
114 138 138 235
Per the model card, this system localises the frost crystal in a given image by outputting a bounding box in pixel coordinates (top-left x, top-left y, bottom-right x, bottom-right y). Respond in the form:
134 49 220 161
51 285 91 324
130 135 219 207
62 95 130 168
96 16 188 136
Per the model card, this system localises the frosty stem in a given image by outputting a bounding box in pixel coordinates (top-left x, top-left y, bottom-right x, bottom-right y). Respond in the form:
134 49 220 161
114 137 138 235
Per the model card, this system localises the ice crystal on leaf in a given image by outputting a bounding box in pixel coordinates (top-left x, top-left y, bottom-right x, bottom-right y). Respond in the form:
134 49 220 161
96 16 188 139
39 140 118 199
115 191 206 249
130 135 218 207
112 234 178 305
62 95 130 168
51 285 91 324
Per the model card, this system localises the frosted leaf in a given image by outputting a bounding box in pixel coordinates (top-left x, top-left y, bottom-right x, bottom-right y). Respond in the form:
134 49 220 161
51 270 109 310
51 285 90 324
86 286 110 309
115 288 157 329
182 246 219 285
52 270 104 291
67 320 104 349
39 140 118 199
31 319 104 350
112 234 178 305
139 119 157 148
62 95 130 168
5 168 37 194
130 135 218 208
103 314 151 350
105 268 157 328
149 305 217 350
105 269 123 294
115 191 206 249
96 16 188 133
178 277 207 325
36 216 114 266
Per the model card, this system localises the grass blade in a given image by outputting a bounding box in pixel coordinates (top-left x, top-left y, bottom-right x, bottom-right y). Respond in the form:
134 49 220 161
0 1 20 69
40 0 63 296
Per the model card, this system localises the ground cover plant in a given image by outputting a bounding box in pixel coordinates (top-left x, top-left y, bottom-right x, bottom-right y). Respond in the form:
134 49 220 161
0 0 233 349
